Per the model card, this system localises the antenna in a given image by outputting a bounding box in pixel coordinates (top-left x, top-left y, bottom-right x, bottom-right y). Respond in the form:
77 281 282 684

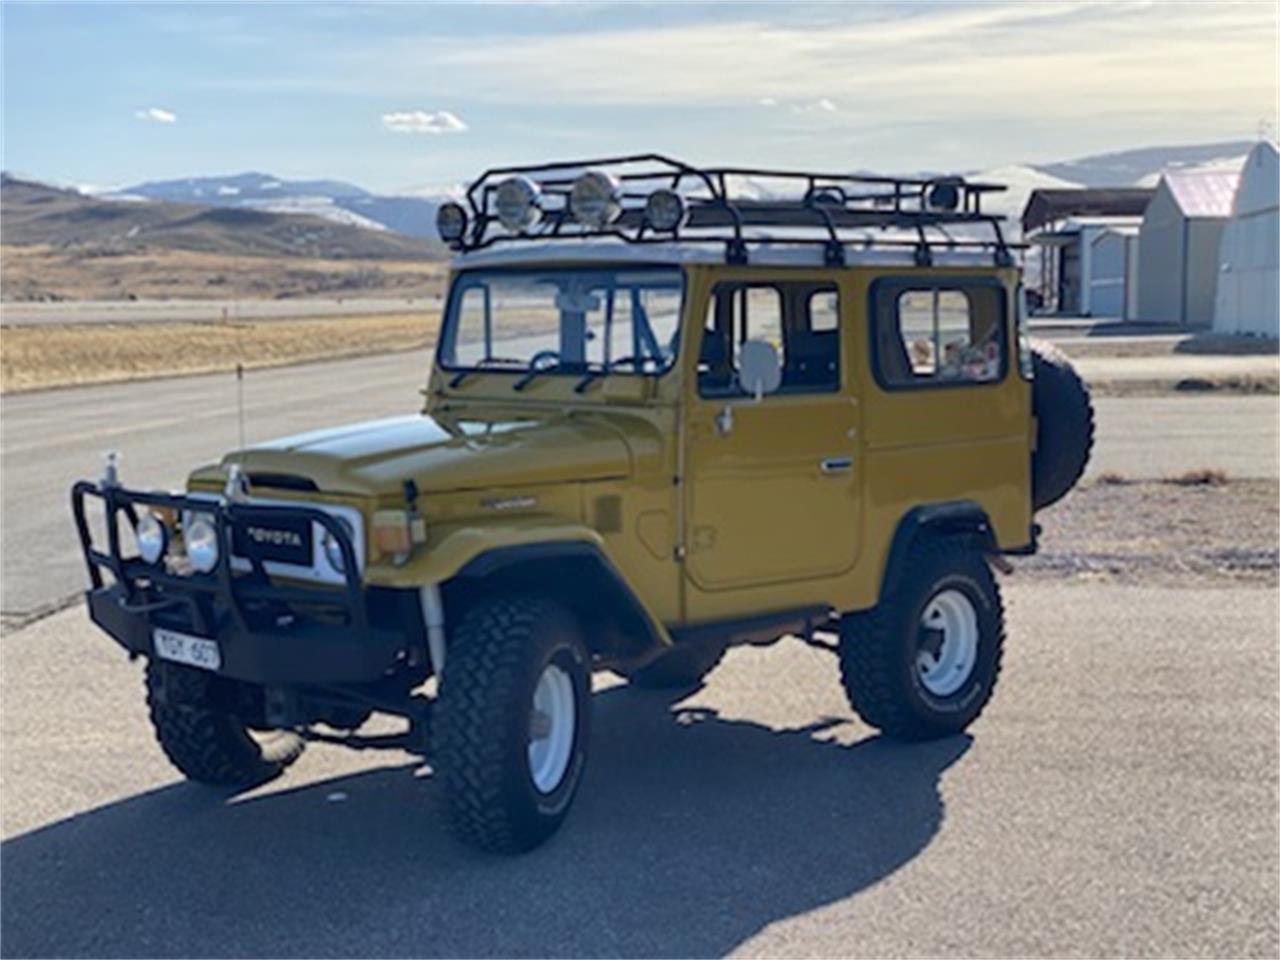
229 301 247 449
236 362 246 450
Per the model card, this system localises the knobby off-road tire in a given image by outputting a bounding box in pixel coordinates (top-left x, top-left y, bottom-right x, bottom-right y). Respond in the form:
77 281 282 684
1030 338 1095 511
435 597 592 854
838 538 1004 741
145 661 305 785
622 642 726 690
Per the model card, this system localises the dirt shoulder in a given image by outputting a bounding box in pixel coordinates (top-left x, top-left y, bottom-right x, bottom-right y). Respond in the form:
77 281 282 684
0 313 440 393
1017 475 1279 586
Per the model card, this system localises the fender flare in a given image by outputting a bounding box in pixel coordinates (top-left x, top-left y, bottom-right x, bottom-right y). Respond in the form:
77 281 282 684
446 540 671 663
880 501 997 598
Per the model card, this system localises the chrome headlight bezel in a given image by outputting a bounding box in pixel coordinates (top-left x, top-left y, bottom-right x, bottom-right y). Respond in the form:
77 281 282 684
321 517 356 574
184 515 220 573
136 512 168 565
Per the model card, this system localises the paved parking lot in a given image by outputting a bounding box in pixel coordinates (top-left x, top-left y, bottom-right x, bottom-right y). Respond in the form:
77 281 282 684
2 581 1275 958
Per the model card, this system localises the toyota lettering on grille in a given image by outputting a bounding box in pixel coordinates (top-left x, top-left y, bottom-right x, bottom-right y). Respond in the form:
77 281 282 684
245 526 304 548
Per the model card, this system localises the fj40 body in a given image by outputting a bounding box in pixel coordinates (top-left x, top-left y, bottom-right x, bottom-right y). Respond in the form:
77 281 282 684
72 155 1093 853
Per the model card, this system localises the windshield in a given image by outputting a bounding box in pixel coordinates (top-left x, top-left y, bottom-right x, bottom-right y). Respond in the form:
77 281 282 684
438 267 684 375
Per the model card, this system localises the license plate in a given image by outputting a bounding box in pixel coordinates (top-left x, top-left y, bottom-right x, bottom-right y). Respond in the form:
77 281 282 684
153 628 221 672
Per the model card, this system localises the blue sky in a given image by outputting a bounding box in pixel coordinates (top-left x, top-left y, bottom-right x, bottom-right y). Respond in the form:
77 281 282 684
2 1 1276 194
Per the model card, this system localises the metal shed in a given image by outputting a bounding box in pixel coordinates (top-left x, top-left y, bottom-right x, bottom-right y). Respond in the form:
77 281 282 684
1022 189 1153 317
1214 141 1279 337
1137 171 1239 326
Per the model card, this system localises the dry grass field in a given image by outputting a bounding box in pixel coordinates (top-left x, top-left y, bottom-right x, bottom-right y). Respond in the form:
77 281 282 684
0 312 441 393
1 245 447 302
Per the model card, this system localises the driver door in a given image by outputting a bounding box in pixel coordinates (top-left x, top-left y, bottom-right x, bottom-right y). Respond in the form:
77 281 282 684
683 277 860 606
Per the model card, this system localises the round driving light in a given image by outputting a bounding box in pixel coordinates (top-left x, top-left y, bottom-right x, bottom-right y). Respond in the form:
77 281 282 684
645 189 686 232
569 170 622 228
185 516 219 573
493 176 542 233
136 512 168 565
927 179 962 212
322 517 357 574
436 202 468 244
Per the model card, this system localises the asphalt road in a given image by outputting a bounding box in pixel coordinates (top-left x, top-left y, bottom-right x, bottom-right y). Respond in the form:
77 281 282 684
1 297 442 326
2 582 1276 957
2 350 1277 623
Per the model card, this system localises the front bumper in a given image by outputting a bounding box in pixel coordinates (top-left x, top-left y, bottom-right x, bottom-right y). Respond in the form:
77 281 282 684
72 481 424 686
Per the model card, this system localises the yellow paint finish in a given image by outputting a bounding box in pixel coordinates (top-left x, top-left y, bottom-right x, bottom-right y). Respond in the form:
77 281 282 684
183 258 1031 643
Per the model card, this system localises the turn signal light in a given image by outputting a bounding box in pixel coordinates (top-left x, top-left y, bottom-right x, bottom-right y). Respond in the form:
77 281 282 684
372 510 426 562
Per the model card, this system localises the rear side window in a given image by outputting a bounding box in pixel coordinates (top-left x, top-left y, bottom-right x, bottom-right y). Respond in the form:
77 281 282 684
871 280 1006 389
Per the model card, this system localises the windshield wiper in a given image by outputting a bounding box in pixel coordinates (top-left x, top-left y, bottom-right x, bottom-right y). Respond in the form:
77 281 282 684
573 369 607 394
513 364 564 392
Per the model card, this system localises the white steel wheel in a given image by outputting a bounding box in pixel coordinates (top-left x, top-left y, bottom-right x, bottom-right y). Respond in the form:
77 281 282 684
916 588 980 698
528 662 577 794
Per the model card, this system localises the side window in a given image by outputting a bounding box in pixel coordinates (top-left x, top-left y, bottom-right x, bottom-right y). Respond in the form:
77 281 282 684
698 282 841 397
874 282 1005 388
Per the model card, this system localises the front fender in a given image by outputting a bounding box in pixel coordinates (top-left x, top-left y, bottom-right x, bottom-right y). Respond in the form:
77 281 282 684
366 519 607 587
365 520 672 653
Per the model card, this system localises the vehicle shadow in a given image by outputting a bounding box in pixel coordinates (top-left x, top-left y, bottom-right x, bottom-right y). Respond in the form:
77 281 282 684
1 684 970 959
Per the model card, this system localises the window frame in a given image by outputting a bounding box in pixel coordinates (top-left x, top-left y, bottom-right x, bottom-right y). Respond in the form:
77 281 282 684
867 275 1009 393
436 265 686 378
697 279 842 399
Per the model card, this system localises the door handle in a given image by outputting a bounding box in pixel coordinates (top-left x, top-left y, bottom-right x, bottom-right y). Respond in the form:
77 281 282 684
819 456 853 475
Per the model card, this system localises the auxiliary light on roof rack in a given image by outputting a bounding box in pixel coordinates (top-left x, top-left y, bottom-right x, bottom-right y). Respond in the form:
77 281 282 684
436 153 1020 267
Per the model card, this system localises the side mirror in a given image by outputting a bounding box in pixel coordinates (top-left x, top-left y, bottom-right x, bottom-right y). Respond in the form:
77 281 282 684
738 339 782 400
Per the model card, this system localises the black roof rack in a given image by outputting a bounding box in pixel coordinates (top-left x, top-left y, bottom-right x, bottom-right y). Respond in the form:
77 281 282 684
452 153 1019 267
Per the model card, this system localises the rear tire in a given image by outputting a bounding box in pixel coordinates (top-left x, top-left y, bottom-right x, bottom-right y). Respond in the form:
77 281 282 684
1030 338 1095 511
838 538 1004 740
434 596 591 854
145 662 305 785
622 642 725 690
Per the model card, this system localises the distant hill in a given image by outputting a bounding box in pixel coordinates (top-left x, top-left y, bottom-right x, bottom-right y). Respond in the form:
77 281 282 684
1036 140 1256 188
105 172 451 241
2 174 442 260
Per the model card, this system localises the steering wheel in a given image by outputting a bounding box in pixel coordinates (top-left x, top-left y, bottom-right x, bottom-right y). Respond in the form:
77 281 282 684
528 350 561 370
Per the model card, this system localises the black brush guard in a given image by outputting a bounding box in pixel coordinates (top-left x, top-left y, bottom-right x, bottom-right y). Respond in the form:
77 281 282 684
71 481 413 685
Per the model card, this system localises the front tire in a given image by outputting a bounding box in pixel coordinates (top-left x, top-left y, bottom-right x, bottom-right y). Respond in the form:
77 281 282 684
435 597 591 854
838 538 1004 740
145 661 305 785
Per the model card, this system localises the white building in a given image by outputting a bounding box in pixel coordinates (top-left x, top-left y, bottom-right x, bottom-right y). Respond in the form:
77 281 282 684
1021 189 1153 317
1214 141 1279 337
1137 171 1239 327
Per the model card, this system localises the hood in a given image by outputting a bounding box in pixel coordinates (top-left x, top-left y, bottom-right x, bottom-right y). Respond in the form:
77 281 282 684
207 413 632 497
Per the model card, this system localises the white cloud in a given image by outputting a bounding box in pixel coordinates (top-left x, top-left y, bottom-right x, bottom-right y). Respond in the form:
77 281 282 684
381 109 467 134
792 98 838 114
758 97 777 107
134 107 177 124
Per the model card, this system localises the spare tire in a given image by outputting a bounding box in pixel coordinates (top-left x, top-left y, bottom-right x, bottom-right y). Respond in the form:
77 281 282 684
1030 338 1094 511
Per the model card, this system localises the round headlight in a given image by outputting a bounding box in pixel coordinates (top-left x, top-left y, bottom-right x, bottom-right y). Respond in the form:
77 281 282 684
136 512 168 565
185 516 219 573
436 202 468 244
569 170 622 228
494 176 542 233
645 189 686 232
322 517 356 574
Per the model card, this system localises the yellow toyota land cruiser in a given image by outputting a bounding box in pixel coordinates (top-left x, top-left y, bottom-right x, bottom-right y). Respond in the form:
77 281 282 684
72 155 1093 853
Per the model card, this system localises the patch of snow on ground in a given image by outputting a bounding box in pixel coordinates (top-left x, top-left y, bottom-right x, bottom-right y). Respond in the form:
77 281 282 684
243 196 388 231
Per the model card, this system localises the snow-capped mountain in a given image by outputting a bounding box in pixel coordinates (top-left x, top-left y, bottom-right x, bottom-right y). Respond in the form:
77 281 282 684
104 173 451 240
1037 140 1256 188
95 141 1263 243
